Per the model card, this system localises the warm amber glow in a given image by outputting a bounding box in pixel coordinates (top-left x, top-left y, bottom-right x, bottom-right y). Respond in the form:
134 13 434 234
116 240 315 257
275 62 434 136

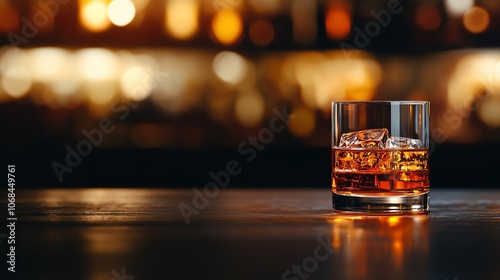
408 90 428 101
289 107 316 138
387 216 400 226
445 53 500 132
212 51 248 85
79 0 111 32
249 20 275 46
29 48 71 82
165 0 199 40
235 91 265 127
120 65 152 101
29 2 55 33
445 0 473 16
463 7 489 34
291 0 316 44
86 81 117 105
0 2 19 32
325 4 351 40
290 51 381 111
328 216 429 280
2 68 31 98
478 96 500 127
108 0 136 27
132 0 150 10
248 0 280 14
392 239 404 269
415 4 441 31
211 9 243 45
0 49 31 98
76 49 120 81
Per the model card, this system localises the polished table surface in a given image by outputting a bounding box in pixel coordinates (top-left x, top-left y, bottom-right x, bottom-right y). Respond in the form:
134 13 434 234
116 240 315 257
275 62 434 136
9 189 500 280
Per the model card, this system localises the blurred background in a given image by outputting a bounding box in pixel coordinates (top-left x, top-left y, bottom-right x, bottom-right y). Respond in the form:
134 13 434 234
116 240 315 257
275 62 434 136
0 0 499 188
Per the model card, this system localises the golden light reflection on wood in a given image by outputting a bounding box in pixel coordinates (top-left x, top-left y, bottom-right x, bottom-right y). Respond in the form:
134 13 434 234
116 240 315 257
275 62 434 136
14 189 500 279
328 215 429 279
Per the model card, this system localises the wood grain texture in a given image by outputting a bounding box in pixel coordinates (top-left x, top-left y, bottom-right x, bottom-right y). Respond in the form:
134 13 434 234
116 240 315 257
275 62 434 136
8 189 500 280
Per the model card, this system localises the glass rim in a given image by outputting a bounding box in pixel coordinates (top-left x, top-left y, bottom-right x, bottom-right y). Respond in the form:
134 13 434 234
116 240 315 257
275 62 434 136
332 100 429 105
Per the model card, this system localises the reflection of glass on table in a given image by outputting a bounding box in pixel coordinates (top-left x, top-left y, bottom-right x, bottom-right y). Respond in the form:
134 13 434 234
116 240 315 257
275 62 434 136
331 101 430 213
328 215 429 279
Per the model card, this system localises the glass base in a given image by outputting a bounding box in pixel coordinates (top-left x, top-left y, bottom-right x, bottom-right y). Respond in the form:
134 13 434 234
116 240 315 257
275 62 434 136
332 192 429 214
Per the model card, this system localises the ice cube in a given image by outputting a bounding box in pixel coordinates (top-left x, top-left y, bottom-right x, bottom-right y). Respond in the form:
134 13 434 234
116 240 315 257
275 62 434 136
385 136 422 149
353 151 391 171
334 150 354 171
391 150 428 171
339 128 389 149
335 150 391 172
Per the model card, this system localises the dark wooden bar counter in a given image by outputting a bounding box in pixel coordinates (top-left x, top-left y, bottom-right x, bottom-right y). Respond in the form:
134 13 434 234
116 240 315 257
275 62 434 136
9 189 500 280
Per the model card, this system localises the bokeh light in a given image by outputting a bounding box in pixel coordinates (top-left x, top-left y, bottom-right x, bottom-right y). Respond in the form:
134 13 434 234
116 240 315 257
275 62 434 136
478 96 500 127
249 20 275 47
108 0 136 27
51 76 81 97
445 0 474 16
446 53 500 130
212 51 248 85
151 56 185 107
447 55 486 105
235 90 265 127
0 48 31 98
493 61 500 81
1 68 32 98
153 52 207 114
325 4 351 40
165 0 199 40
79 0 111 32
211 9 243 45
463 6 489 34
86 81 118 105
28 48 82 97
289 107 316 138
76 48 120 81
131 0 149 10
415 4 441 31
120 65 152 101
29 48 71 82
287 51 381 111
